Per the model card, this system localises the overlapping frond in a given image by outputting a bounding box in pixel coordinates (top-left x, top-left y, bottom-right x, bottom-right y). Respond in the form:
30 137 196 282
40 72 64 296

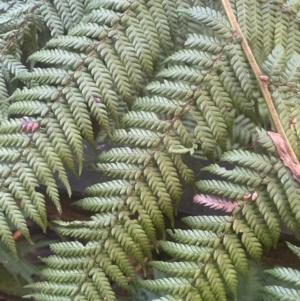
3 0 300 300
0 239 56 286
22 6 208 300
262 44 300 159
14 0 175 142
140 130 300 300
0 1 48 257
21 3 255 300
115 5 261 163
0 0 179 254
231 0 300 61
25 138 196 300
0 0 43 119
23 2 300 300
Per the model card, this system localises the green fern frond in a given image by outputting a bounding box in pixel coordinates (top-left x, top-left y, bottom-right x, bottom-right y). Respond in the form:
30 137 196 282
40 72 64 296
141 278 191 295
182 215 231 231
25 178 159 301
202 164 263 187
234 1 263 61
150 261 202 278
233 0 300 62
183 6 232 39
261 48 300 157
139 128 300 300
263 286 300 301
0 0 181 253
113 5 264 162
0 0 43 118
263 242 300 301
266 267 300 286
143 228 242 300
198 130 300 237
286 242 300 259
4 0 300 300
41 0 64 37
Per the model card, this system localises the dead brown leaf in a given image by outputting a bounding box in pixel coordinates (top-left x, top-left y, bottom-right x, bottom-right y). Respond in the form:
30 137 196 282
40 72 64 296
267 131 300 183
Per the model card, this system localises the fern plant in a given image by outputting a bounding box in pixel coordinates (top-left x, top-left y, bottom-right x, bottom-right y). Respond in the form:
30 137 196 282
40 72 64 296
0 0 184 256
2 0 300 300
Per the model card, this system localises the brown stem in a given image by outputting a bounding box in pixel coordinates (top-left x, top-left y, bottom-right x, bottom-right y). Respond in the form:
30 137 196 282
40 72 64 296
221 0 299 164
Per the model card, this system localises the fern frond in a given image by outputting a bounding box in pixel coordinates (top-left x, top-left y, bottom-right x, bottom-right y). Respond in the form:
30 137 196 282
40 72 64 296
183 6 232 39
140 128 300 300
114 5 264 163
266 267 300 286
263 242 300 301
286 242 300 259
26 63 205 296
0 0 43 118
150 261 202 278
140 278 191 295
7 1 300 300
262 45 286 81
198 130 300 237
234 1 263 61
0 0 181 253
260 46 300 159
233 0 300 62
182 215 231 232
26 176 161 301
263 286 300 301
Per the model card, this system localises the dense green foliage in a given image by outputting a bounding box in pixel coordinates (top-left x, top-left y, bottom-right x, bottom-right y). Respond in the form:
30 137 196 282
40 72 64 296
1 0 300 300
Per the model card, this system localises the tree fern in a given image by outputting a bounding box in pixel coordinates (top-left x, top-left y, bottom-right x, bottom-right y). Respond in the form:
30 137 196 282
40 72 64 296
2 0 300 300
21 1 284 300
139 128 300 300
0 0 182 255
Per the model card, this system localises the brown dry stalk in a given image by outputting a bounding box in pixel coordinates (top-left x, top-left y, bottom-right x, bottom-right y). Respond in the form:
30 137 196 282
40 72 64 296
221 0 299 165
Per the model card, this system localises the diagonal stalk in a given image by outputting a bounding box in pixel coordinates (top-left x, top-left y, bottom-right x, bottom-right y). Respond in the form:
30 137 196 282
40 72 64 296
221 0 299 164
